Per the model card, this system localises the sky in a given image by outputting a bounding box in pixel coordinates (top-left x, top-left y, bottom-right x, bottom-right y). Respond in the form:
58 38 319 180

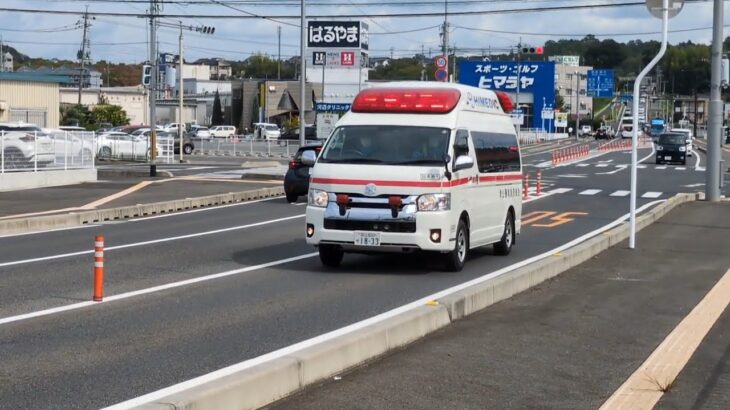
0 0 723 64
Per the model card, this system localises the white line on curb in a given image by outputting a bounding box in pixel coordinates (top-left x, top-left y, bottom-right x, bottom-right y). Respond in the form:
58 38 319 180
104 199 667 410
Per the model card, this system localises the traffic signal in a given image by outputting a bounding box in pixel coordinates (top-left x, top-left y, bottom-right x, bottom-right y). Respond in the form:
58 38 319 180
197 26 215 34
141 64 152 87
521 46 544 55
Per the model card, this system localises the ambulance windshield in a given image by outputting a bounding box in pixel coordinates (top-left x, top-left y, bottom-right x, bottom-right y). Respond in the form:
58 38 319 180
319 125 450 165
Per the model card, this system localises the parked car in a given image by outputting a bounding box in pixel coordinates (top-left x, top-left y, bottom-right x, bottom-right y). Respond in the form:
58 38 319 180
97 132 161 160
0 123 56 169
283 142 323 203
164 123 187 133
43 128 95 161
620 125 634 139
131 128 194 155
655 133 688 165
669 128 694 157
253 123 281 140
278 126 318 146
188 126 212 140
209 125 236 138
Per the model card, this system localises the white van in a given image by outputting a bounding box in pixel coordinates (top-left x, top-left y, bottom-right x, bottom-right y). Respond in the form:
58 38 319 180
302 82 523 271
670 128 694 156
253 123 281 140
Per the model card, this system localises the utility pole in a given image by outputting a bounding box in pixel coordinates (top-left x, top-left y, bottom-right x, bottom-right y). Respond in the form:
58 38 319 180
516 40 522 137
77 7 91 105
277 26 282 80
575 70 580 141
1 36 4 72
299 0 306 146
707 0 723 201
149 0 159 176
178 21 185 162
441 0 449 79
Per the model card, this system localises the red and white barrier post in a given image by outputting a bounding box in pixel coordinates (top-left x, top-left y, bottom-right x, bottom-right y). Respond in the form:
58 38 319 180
536 170 542 196
93 235 105 302
523 173 530 199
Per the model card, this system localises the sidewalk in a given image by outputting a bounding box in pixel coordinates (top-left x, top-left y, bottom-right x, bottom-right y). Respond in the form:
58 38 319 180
269 201 730 409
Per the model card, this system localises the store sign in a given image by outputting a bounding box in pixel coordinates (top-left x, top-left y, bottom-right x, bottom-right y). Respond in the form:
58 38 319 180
308 21 368 50
555 112 568 127
317 113 340 139
315 102 352 112
548 55 580 67
311 50 360 68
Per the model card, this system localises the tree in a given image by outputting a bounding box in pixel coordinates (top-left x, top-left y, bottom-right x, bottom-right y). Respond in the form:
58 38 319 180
90 104 130 128
211 90 224 126
60 104 91 128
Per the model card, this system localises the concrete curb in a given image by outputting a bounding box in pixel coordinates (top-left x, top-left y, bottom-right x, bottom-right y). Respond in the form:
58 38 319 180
0 186 285 236
131 193 697 410
240 173 285 181
97 168 175 178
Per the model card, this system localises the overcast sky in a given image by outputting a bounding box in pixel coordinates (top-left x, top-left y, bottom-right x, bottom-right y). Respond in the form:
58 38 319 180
0 0 723 64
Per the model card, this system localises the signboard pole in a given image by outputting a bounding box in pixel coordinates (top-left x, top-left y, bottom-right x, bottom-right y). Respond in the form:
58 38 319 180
515 40 522 138
630 0 671 249
299 0 306 146
321 57 326 109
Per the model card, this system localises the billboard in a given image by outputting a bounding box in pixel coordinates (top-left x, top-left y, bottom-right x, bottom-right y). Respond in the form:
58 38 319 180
587 69 615 98
548 55 580 67
459 61 556 129
307 21 368 50
312 50 359 68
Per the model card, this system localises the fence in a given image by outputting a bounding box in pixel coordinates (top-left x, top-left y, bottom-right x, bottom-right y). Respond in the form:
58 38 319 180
1 131 96 173
519 129 570 145
194 136 311 158
96 133 174 164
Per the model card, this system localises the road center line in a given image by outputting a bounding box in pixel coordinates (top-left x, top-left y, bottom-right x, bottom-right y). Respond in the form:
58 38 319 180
104 199 667 410
0 214 305 268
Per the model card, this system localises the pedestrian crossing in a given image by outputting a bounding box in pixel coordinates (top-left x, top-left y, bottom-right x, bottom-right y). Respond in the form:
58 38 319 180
546 187 671 199
561 163 701 171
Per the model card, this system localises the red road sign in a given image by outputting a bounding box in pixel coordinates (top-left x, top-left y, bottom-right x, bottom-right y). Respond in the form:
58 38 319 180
434 55 447 69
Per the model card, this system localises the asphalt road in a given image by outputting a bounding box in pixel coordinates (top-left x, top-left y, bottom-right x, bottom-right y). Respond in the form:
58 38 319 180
0 142 714 409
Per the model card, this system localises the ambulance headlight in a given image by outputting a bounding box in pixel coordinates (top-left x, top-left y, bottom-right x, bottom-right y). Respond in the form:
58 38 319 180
417 194 451 211
308 189 329 207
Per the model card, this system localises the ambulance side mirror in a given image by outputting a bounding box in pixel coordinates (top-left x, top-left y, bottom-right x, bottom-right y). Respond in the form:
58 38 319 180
301 150 317 165
453 155 474 171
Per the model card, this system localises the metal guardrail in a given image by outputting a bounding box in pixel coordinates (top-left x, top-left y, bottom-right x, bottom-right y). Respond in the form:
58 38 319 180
193 136 318 158
1 131 96 173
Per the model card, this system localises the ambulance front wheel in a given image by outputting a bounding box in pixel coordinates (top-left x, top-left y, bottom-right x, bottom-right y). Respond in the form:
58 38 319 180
443 219 468 272
319 244 344 267
494 211 515 256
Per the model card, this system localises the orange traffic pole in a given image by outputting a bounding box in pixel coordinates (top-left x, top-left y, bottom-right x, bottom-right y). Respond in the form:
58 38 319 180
523 173 530 199
93 235 104 302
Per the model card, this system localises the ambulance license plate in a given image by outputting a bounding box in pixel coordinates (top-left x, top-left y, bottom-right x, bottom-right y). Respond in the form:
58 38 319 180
354 231 381 246
665 156 672 160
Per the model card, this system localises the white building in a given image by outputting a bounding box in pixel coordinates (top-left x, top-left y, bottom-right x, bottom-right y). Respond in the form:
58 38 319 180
60 86 149 125
555 64 594 117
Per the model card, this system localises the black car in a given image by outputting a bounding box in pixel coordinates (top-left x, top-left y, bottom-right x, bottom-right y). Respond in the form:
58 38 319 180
278 126 318 146
594 128 610 140
284 143 323 203
655 133 687 165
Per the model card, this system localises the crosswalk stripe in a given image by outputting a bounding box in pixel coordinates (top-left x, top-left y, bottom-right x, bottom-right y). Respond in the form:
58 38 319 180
548 188 573 194
656 166 667 170
576 163 590 167
642 192 663 198
676 167 686 171
596 164 609 168
637 165 647 169
579 189 602 195
610 190 630 197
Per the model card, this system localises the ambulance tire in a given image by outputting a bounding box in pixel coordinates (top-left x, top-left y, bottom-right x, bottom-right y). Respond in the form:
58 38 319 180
319 244 344 267
494 211 515 256
444 219 468 272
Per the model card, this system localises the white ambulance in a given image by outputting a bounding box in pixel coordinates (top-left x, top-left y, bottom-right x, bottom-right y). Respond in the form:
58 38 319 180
301 82 523 271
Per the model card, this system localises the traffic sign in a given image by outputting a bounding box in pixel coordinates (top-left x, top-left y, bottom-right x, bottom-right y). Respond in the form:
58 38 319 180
435 68 448 82
434 55 448 69
587 69 615 98
646 0 684 19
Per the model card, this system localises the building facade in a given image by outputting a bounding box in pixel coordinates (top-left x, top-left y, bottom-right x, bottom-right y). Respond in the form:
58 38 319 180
17 67 102 89
554 63 594 118
0 73 60 127
59 86 149 125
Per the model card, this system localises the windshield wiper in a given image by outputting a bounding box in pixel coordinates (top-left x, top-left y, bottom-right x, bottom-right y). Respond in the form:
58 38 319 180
323 158 385 164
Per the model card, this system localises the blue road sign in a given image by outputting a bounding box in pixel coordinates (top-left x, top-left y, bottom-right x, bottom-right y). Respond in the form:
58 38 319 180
587 69 615 98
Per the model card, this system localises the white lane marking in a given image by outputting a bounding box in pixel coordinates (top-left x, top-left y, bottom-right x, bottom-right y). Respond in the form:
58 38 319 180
601 159 614 163
576 163 590 167
547 188 573 194
684 183 705 188
610 190 631 197
639 142 657 164
596 166 627 175
596 164 609 168
105 199 667 410
642 192 662 199
656 166 667 170
0 253 318 326
579 189 602 195
556 174 587 178
676 167 687 171
637 165 647 169
0 214 305 268
692 149 702 169
523 192 556 202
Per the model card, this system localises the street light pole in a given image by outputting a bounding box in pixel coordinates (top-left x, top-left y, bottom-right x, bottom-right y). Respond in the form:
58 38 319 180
178 22 185 163
149 0 158 176
575 70 580 141
707 0 723 201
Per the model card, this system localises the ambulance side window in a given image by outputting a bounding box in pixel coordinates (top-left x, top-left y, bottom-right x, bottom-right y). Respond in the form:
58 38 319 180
453 129 470 158
471 131 521 173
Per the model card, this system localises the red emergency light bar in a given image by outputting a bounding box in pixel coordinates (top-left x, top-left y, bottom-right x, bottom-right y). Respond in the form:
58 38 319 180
495 91 514 113
352 88 461 114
